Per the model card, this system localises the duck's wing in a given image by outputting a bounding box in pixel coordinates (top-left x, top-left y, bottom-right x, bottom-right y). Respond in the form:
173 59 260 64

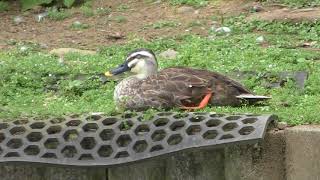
140 70 213 108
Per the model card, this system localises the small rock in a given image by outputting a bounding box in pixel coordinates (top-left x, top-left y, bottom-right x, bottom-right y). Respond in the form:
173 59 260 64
13 16 24 25
73 21 82 26
277 122 288 130
301 41 317 47
159 49 178 59
215 27 231 34
256 36 265 43
19 46 28 52
49 48 97 57
177 6 195 14
36 12 48 22
107 32 125 40
252 5 264 12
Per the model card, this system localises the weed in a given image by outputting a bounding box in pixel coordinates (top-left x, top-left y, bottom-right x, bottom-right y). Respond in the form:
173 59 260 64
70 21 90 30
96 7 112 15
259 0 320 8
152 20 179 29
0 1 9 12
80 5 94 17
111 16 127 23
117 4 129 12
47 8 71 21
169 0 208 8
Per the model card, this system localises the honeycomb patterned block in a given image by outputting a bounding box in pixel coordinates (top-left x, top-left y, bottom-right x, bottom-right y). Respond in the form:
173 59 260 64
0 112 276 166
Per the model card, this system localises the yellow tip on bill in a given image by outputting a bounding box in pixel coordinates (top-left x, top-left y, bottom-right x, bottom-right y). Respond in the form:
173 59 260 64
105 71 113 77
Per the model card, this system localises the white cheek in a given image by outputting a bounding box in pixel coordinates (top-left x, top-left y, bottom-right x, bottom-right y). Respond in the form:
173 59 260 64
131 60 145 73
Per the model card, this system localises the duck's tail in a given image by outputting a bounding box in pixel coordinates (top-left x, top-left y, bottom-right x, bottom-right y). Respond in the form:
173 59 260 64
236 94 271 104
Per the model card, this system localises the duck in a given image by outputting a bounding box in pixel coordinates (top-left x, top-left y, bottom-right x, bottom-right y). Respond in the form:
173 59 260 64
105 48 270 111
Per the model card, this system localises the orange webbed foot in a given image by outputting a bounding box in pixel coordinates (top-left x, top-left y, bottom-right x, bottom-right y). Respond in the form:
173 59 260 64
180 93 212 111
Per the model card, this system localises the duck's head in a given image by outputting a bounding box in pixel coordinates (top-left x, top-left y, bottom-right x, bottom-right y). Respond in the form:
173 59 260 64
105 48 158 79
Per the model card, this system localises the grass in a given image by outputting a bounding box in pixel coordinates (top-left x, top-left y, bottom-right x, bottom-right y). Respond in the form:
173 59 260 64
152 20 180 29
259 0 320 7
47 8 71 21
70 21 90 30
1 15 320 125
0 1 9 12
116 4 130 12
110 16 127 23
169 0 208 7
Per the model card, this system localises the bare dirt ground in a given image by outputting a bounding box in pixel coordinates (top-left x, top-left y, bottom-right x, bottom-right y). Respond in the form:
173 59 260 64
0 0 319 51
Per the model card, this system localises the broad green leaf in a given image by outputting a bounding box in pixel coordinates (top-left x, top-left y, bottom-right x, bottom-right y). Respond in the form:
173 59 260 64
21 0 53 11
63 0 75 8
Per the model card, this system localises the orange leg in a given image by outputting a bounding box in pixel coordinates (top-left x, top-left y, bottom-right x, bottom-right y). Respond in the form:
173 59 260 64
181 93 212 110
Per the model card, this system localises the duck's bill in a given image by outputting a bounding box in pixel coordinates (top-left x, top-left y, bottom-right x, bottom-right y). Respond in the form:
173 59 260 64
105 63 130 77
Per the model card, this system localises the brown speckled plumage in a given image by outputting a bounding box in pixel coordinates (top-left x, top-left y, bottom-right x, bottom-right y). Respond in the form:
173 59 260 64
114 67 253 110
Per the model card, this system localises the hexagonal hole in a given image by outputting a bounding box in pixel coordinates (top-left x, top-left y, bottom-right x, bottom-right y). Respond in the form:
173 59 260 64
153 118 169 127
13 119 29 125
0 133 5 143
151 129 166 142
10 126 26 135
135 124 150 136
82 123 99 132
50 117 66 124
115 151 129 158
63 129 79 141
102 117 118 126
100 129 115 141
79 154 94 160
222 122 238 132
219 134 234 140
42 153 57 159
206 119 222 127
61 146 77 158
239 126 255 135
7 139 23 149
0 147 2 155
47 125 62 134
66 120 82 127
170 121 185 131
98 145 113 157
118 120 133 131
116 134 132 147
203 130 218 140
186 125 202 135
150 145 164 152
133 140 148 153
210 114 224 118
226 116 241 121
242 118 258 124
85 115 102 121
26 132 43 142
5 152 20 157
0 123 9 130
44 138 59 149
189 115 206 122
167 134 183 145
30 122 46 129
80 137 96 150
122 112 138 119
24 145 40 156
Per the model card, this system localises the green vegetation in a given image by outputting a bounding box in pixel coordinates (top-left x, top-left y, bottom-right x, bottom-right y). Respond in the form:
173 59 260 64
260 0 320 7
1 14 320 125
116 4 129 12
80 1 94 17
110 16 127 23
168 0 208 7
0 1 9 12
152 20 180 29
47 8 71 21
70 21 90 30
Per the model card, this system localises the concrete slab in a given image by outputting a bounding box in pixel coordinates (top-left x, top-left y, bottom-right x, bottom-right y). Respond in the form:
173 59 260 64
285 125 320 180
225 130 286 180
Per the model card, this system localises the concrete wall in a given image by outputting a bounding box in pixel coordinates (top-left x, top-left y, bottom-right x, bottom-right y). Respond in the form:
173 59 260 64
0 126 319 180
